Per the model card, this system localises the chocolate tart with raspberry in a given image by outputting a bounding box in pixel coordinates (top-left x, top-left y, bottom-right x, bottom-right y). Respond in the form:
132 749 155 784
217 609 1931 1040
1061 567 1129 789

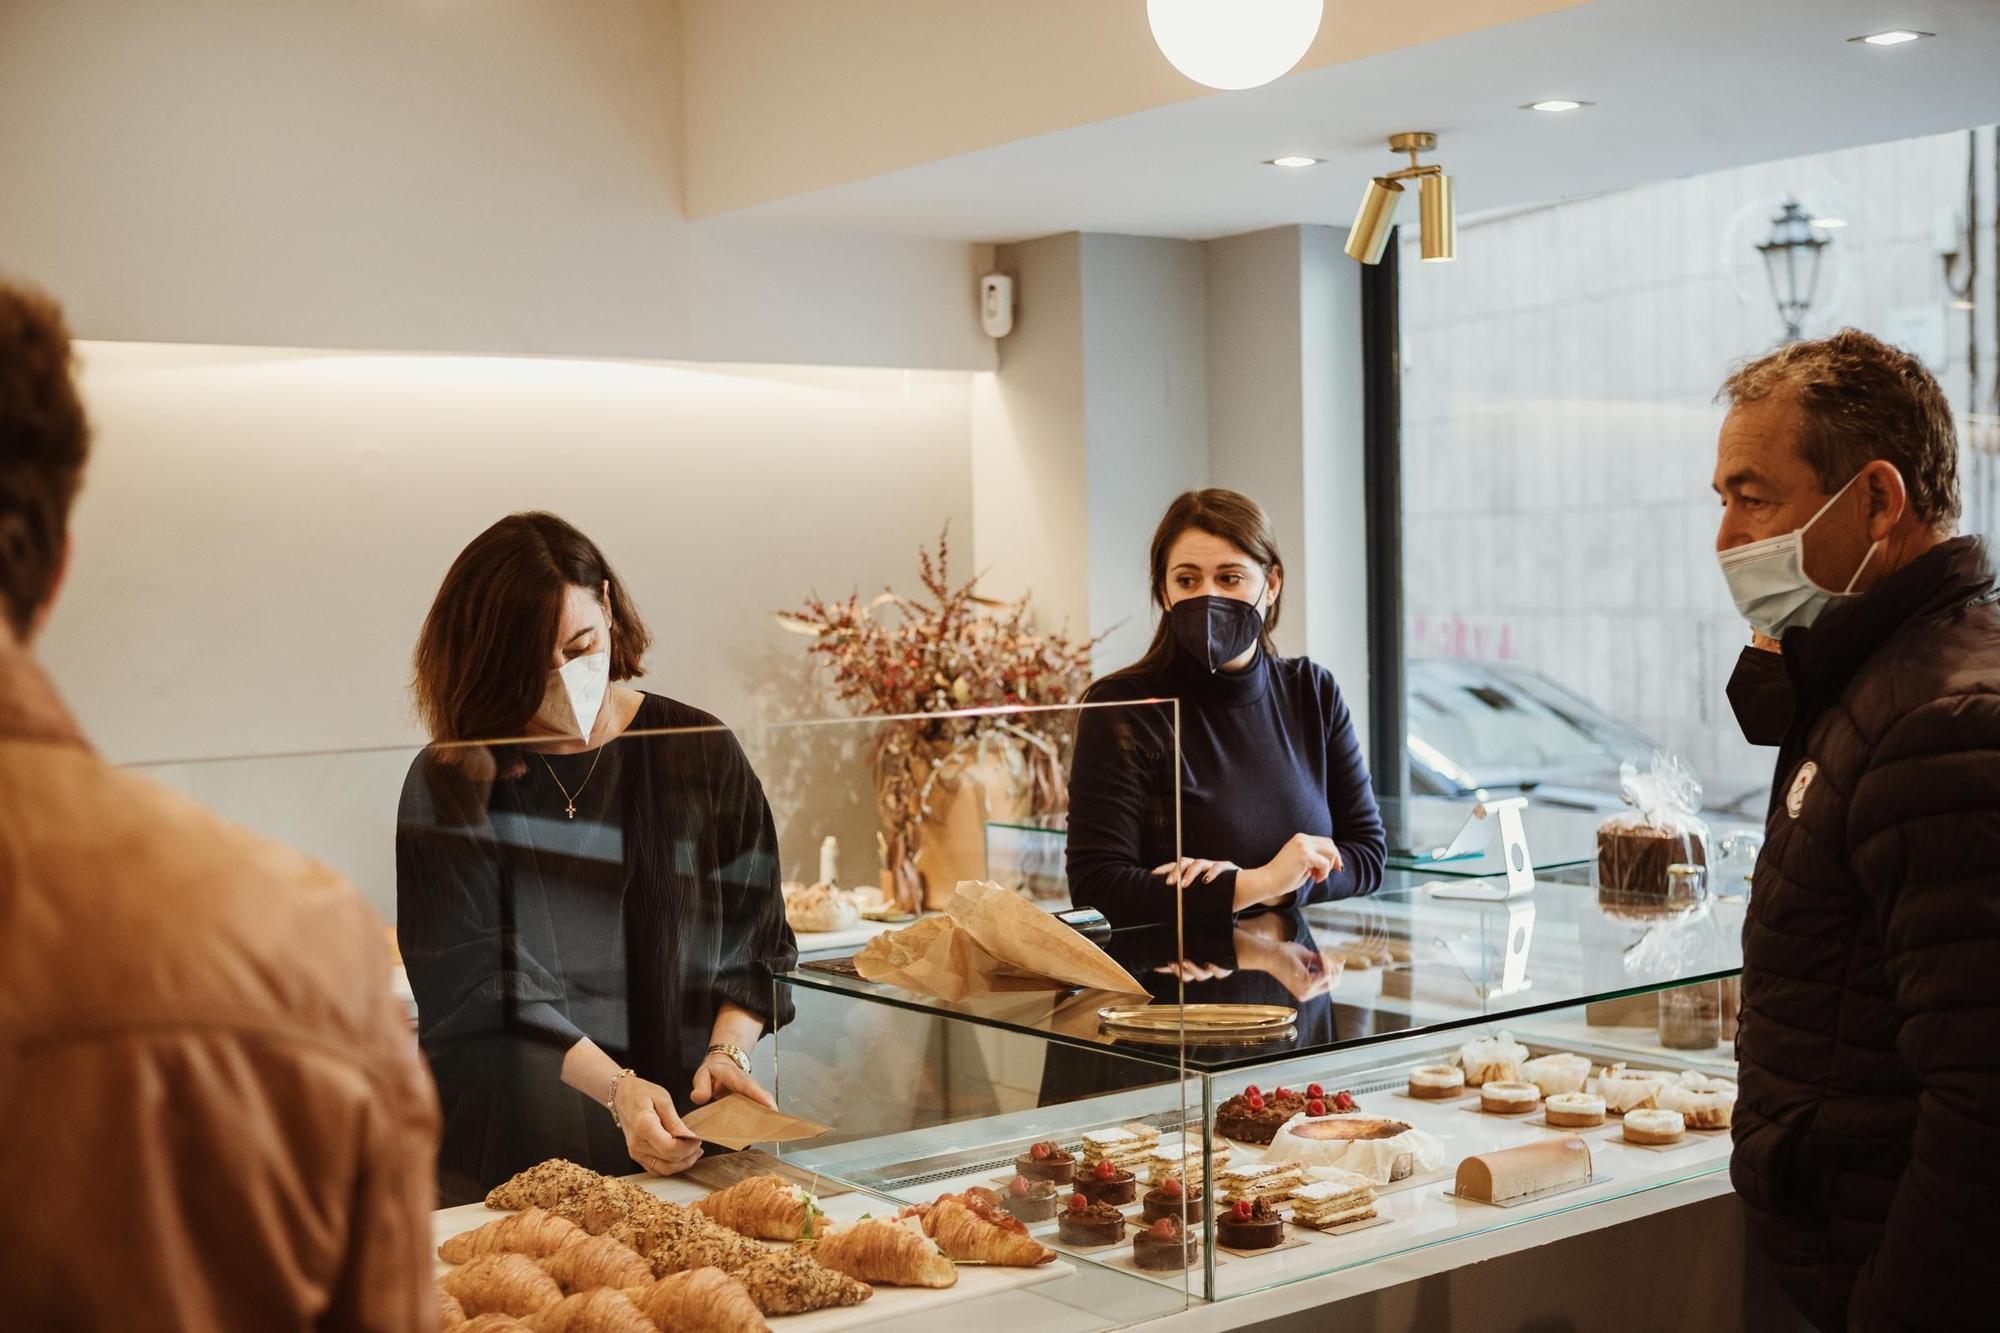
1056 1194 1127 1247
1216 1197 1284 1250
1075 1156 1136 1206
1132 1215 1198 1271
1014 1140 1077 1184
1001 1174 1061 1223
1140 1175 1208 1224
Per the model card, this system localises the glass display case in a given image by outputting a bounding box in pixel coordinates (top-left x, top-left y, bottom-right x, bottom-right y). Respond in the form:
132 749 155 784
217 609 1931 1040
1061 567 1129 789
773 865 1745 1315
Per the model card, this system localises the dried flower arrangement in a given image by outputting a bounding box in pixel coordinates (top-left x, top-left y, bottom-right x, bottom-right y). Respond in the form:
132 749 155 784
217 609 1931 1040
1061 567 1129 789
777 526 1100 912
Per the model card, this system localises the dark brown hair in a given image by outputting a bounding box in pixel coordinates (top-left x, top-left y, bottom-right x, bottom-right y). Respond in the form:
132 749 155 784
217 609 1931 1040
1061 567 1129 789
1721 327 1961 531
413 512 650 742
0 280 90 637
1096 488 1285 686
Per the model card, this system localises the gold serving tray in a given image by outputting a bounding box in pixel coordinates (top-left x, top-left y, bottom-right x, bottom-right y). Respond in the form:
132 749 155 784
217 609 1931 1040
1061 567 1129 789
1097 1002 1297 1035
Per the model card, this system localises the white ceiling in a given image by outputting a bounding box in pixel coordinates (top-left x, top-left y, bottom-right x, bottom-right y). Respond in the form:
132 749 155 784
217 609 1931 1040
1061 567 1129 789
717 0 2000 242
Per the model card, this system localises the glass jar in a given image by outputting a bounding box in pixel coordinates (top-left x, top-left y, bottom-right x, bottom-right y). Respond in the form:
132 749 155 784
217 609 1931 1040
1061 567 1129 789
1659 980 1723 1051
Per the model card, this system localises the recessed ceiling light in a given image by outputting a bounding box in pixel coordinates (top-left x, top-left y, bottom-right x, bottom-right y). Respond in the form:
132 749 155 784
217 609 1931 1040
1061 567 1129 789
1813 217 1850 229
1954 299 1977 311
1852 30 1932 46
1267 155 1322 168
1523 99 1590 113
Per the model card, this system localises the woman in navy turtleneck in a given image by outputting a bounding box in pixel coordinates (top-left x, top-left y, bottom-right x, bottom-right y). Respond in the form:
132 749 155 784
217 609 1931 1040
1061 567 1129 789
1066 488 1386 931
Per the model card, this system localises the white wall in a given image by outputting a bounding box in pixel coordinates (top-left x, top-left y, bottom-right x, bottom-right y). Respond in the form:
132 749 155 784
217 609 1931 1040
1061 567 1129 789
53 343 976 918
1080 234 1210 671
0 0 990 371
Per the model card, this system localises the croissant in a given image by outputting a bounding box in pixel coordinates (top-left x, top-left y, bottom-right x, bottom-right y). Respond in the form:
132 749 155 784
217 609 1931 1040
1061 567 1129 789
621 1269 769 1333
441 1253 565 1319
692 1174 818 1241
486 1160 602 1214
641 1211 768 1278
916 1198 1055 1267
538 1233 654 1293
461 1317 532 1333
810 1217 957 1288
440 1208 588 1264
440 1287 469 1329
731 1248 873 1315
520 1288 655 1333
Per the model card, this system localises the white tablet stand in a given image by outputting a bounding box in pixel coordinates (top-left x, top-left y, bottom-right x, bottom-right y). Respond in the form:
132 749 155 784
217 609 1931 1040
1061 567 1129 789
1426 797 1536 902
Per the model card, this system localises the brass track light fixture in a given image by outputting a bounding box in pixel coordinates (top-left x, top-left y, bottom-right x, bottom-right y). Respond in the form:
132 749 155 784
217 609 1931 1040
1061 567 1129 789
1345 132 1456 265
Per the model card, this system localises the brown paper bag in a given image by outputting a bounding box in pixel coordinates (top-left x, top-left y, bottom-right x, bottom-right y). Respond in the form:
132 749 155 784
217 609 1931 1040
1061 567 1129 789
680 1094 831 1151
854 880 1148 999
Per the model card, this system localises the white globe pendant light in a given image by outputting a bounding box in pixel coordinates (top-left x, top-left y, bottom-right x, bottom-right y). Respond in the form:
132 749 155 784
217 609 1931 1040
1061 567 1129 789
1147 0 1324 90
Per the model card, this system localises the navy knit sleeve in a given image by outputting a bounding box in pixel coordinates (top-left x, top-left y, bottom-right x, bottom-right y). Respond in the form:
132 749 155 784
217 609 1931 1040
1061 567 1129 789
1297 668 1385 906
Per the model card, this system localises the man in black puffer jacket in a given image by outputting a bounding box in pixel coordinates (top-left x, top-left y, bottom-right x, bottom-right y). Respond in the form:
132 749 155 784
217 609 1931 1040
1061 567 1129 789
1712 329 2000 1332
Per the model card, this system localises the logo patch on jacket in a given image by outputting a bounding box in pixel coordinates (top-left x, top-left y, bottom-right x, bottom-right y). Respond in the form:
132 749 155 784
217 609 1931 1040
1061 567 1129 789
1786 761 1817 819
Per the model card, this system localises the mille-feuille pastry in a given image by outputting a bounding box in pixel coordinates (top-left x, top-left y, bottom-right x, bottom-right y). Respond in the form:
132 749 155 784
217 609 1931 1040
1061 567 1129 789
1143 1136 1227 1186
1214 1160 1306 1205
1289 1170 1380 1230
1080 1124 1160 1168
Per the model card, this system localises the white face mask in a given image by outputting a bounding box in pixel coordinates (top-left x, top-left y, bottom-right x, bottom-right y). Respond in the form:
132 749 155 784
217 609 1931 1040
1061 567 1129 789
1718 471 1878 638
536 650 610 741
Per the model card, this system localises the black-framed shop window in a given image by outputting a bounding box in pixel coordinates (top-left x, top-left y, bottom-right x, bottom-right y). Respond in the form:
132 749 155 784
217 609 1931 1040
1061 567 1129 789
1361 227 1408 814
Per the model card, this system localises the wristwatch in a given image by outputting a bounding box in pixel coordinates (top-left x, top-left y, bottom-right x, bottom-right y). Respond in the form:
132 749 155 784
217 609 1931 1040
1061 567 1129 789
706 1042 751 1075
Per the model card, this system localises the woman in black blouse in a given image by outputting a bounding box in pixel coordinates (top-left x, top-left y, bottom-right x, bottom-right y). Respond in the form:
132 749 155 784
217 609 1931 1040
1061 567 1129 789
1067 488 1386 931
397 512 796 1205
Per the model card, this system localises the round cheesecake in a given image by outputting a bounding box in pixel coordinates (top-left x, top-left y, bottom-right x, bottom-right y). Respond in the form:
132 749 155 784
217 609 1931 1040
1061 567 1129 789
1520 1052 1593 1098
1262 1113 1444 1185
1458 1032 1529 1086
1594 1066 1670 1115
1544 1092 1607 1128
1622 1108 1687 1145
1407 1064 1467 1099
1480 1081 1542 1115
1656 1072 1737 1130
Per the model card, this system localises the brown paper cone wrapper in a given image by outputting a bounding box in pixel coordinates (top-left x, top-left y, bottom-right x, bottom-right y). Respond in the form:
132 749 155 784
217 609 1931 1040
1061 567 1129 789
680 1093 831 1152
854 880 1148 999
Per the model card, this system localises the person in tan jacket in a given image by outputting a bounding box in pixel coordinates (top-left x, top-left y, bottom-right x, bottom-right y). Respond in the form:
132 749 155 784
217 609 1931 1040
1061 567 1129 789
0 280 441 1328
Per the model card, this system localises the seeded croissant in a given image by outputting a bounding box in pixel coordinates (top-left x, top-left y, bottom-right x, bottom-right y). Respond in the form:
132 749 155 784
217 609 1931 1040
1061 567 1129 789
731 1248 872 1315
692 1174 818 1241
440 1253 564 1319
810 1216 957 1288
537 1233 653 1293
440 1208 587 1264
520 1288 654 1333
621 1269 769 1332
485 1160 602 1214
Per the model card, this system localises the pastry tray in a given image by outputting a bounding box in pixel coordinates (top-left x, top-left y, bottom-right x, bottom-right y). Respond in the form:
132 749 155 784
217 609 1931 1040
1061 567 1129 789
1442 1172 1612 1209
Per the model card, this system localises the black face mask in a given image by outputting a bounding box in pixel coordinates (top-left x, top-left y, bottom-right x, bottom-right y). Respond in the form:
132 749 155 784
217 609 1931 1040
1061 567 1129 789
1726 645 1793 747
1169 594 1265 673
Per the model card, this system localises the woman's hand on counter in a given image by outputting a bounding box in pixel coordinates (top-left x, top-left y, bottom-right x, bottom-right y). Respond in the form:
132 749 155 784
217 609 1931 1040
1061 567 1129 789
1235 929 1341 1001
617 1075 705 1178
690 1052 778 1111
1150 856 1239 889
1153 959 1236 984
1234 834 1343 910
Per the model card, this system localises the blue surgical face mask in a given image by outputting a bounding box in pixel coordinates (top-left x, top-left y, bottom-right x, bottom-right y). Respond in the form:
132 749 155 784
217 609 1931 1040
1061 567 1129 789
1717 471 1878 638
